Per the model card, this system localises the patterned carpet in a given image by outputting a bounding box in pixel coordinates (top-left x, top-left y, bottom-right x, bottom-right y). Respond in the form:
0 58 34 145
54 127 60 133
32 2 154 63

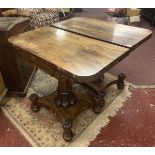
1 69 131 146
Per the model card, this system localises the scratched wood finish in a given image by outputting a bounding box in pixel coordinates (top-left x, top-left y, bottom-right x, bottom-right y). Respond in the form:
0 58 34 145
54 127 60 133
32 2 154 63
51 17 152 49
9 26 129 78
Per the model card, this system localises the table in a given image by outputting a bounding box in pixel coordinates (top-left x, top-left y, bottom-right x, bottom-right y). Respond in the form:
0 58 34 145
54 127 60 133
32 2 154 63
8 18 152 142
51 17 152 49
0 17 36 96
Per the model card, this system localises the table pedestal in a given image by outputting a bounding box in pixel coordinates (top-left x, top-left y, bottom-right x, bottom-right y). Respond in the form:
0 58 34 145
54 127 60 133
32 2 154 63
29 73 126 142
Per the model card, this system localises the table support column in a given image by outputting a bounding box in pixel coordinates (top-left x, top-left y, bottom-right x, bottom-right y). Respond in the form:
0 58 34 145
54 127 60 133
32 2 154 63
55 78 76 107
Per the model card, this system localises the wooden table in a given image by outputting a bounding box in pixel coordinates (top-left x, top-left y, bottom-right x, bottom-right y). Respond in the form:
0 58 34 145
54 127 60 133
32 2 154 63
51 17 152 49
0 17 36 96
8 18 152 142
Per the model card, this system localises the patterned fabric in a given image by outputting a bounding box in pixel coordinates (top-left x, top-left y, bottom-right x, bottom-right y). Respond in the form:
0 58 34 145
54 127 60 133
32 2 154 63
31 12 59 28
16 8 59 29
16 8 44 17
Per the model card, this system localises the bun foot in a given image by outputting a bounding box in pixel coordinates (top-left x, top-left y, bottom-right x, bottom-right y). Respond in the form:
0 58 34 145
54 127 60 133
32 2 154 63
92 94 105 114
117 73 126 89
63 130 73 142
29 93 40 112
62 120 73 142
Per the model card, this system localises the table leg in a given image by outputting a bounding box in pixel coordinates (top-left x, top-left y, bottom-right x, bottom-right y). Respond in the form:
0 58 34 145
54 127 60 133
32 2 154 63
93 91 106 114
55 78 75 142
117 73 126 89
29 93 40 112
62 120 73 142
77 73 126 114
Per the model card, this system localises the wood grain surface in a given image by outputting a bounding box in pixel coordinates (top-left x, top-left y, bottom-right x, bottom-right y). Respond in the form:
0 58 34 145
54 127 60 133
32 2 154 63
51 17 152 49
8 26 129 77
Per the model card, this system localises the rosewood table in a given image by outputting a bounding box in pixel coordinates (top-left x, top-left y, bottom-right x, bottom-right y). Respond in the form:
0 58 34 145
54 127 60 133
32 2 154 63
51 17 152 49
8 19 152 142
51 17 152 96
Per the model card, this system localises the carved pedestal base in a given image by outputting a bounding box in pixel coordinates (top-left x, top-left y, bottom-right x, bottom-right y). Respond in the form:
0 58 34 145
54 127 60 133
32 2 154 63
29 73 126 142
29 91 93 142
29 78 93 142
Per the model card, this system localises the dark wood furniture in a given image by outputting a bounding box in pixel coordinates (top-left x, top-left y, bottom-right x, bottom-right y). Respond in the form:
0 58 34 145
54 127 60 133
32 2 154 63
141 8 155 26
0 72 7 102
8 18 152 142
0 17 35 96
51 17 152 83
51 17 152 49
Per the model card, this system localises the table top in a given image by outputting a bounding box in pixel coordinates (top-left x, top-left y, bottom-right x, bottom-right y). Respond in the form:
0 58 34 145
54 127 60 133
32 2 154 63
51 17 152 49
8 26 129 77
0 17 29 31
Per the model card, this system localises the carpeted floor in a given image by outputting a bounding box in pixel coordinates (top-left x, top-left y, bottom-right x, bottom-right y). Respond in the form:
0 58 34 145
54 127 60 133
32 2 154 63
89 87 155 147
0 108 31 147
0 8 155 147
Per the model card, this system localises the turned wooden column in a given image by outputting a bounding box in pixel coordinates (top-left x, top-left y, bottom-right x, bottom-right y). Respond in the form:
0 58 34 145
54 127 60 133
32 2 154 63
55 78 76 107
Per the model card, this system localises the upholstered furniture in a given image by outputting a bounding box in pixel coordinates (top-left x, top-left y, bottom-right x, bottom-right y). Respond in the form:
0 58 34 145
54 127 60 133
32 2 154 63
1 8 60 29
